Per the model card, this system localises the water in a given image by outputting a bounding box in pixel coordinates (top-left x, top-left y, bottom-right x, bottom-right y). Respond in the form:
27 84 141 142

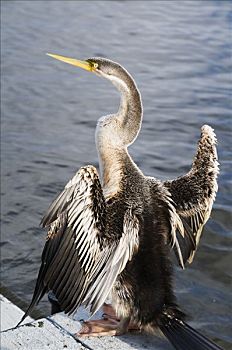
1 1 232 348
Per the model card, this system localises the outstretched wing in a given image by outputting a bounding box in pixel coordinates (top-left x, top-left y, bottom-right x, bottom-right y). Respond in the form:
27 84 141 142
165 125 219 267
83 208 139 314
18 165 139 325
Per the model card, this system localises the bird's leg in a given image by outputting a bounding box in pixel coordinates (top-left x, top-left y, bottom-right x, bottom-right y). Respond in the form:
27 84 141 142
102 302 119 321
76 303 140 337
102 303 139 331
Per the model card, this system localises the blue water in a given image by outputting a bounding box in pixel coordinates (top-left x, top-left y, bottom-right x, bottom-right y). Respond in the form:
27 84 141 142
1 1 232 348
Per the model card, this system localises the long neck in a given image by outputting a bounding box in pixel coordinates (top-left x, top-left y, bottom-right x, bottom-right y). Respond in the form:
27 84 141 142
96 71 143 197
115 71 143 146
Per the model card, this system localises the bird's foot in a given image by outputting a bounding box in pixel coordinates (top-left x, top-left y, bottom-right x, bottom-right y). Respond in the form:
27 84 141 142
76 303 140 337
77 318 124 337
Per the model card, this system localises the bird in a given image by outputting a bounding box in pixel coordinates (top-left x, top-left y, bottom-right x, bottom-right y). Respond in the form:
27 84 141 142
18 54 221 350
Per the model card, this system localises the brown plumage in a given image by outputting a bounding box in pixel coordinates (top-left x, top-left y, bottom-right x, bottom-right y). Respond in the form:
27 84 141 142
18 55 221 350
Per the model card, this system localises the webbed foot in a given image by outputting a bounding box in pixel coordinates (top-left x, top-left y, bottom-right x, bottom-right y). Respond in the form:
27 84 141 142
77 317 128 337
76 303 140 337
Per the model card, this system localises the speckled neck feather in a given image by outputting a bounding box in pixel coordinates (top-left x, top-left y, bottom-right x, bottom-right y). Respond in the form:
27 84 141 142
95 65 143 196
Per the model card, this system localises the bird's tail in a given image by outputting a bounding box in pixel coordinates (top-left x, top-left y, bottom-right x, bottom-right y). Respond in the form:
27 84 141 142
158 310 223 350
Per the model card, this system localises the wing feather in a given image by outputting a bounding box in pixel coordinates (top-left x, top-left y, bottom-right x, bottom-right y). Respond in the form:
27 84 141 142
164 125 219 266
83 208 139 314
18 166 140 325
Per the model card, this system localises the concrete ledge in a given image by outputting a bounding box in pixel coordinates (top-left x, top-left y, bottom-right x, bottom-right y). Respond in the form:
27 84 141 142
1 295 172 350
1 319 85 350
52 310 172 350
0 295 33 331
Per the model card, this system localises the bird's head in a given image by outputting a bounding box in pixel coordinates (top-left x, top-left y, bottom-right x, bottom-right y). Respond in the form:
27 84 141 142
46 53 134 92
47 53 142 150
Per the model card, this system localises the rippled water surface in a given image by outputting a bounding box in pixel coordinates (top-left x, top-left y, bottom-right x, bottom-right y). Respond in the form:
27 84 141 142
1 1 232 348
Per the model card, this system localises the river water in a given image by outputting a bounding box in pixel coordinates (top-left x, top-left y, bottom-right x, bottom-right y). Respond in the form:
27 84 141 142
1 1 232 348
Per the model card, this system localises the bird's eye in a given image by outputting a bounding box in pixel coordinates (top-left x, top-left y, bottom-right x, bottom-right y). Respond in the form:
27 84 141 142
93 63 98 69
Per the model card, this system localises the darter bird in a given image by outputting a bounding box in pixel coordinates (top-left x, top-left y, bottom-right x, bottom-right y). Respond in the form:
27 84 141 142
18 54 221 350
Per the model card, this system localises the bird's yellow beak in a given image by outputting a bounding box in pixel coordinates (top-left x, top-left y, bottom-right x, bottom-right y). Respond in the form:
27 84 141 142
46 53 96 72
